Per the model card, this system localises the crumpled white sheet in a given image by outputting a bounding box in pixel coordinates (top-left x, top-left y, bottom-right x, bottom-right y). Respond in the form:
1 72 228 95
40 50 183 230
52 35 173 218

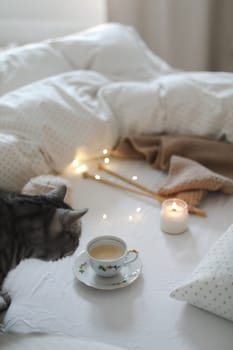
0 332 126 350
0 70 118 191
0 23 233 191
0 42 72 96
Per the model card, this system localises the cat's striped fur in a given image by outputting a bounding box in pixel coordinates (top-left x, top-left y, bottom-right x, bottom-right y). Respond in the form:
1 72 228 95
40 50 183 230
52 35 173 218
0 185 87 312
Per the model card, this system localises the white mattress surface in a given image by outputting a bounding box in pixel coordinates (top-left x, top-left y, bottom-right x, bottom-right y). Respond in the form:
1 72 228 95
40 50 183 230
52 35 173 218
0 332 126 350
2 160 233 350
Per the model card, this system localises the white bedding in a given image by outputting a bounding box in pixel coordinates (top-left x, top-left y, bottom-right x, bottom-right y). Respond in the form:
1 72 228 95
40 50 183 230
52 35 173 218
0 332 126 350
0 70 118 191
1 159 233 350
0 42 72 96
0 23 233 191
1 22 233 350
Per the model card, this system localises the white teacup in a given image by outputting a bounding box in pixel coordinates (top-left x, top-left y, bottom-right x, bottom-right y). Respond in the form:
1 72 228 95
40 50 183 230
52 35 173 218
87 235 139 277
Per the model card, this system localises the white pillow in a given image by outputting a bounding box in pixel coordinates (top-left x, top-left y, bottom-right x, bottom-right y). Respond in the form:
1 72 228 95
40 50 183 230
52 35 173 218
158 72 233 142
170 223 233 322
0 70 118 191
0 132 51 192
50 23 173 81
0 43 72 96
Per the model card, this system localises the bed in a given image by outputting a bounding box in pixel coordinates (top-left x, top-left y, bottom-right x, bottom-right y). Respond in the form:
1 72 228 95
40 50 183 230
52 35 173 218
1 23 233 350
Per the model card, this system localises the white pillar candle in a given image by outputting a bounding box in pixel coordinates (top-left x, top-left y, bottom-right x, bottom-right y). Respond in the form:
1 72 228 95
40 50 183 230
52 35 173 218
160 198 188 234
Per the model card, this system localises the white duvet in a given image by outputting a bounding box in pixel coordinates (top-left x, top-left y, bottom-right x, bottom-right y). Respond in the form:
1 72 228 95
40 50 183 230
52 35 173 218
0 23 233 191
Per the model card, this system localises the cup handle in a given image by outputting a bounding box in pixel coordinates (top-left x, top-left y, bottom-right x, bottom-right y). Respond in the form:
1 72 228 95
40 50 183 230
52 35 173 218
123 249 139 266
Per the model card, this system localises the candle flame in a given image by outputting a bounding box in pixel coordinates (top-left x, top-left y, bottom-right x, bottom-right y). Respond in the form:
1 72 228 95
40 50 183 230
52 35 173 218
172 202 178 211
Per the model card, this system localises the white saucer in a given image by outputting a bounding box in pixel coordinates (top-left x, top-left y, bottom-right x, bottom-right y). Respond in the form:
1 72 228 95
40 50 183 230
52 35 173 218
73 250 142 290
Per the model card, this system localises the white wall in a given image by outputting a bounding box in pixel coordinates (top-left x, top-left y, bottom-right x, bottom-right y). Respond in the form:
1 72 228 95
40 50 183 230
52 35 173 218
0 0 106 45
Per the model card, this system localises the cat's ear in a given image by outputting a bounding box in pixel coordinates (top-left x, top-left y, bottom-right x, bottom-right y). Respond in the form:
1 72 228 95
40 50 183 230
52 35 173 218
57 208 88 225
49 208 88 237
46 185 67 201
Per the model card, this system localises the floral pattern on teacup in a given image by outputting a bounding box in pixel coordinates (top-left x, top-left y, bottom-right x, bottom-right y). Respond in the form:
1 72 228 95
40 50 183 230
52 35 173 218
98 264 121 272
79 262 88 274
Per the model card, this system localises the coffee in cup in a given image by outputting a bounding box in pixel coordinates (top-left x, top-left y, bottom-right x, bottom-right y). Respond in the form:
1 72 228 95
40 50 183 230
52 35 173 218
87 235 138 277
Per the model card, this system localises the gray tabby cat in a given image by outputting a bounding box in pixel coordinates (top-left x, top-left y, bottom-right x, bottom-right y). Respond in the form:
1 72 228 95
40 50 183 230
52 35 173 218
0 185 87 312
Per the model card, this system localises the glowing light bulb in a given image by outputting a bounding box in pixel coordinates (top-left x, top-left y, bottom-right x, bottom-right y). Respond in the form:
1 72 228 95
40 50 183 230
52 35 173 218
132 175 138 181
75 164 87 174
95 174 101 180
80 165 87 173
71 159 79 167
136 207 142 213
104 157 110 164
102 214 107 219
129 215 133 221
102 149 108 155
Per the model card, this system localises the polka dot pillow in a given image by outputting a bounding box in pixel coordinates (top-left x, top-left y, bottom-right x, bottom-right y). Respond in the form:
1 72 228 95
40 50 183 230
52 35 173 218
170 223 233 322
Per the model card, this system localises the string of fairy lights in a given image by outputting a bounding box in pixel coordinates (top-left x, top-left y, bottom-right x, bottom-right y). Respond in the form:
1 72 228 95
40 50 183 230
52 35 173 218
67 147 203 231
68 148 143 222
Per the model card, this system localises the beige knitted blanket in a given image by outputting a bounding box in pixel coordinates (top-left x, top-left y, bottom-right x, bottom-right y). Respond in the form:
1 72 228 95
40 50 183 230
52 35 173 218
113 135 233 206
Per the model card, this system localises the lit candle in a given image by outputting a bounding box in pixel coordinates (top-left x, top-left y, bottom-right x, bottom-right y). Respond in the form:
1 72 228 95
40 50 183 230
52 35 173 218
160 198 188 234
